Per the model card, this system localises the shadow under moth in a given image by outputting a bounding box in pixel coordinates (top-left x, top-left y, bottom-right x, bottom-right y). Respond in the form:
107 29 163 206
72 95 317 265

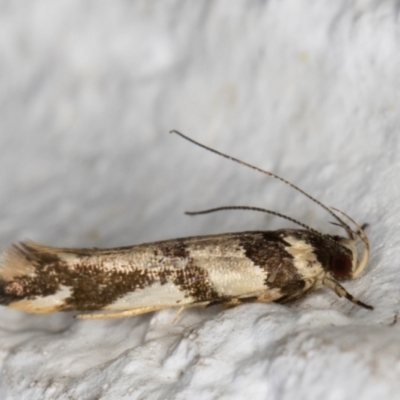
0 131 372 319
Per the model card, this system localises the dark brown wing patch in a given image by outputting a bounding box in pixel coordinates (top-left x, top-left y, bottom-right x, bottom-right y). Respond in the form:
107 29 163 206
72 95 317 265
239 231 306 297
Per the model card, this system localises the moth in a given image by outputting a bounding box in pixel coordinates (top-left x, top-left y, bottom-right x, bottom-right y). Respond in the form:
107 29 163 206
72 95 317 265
0 131 372 319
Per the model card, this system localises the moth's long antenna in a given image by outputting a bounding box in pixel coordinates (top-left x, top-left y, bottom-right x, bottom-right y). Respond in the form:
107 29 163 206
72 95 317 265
169 130 353 235
186 206 348 250
331 207 368 247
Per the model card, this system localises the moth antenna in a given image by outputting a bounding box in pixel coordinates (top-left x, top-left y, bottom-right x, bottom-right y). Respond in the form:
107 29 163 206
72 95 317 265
186 206 349 251
170 130 353 235
329 221 341 226
329 221 355 240
330 207 368 247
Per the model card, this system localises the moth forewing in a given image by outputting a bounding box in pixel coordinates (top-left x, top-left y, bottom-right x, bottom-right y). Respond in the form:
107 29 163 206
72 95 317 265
0 132 372 319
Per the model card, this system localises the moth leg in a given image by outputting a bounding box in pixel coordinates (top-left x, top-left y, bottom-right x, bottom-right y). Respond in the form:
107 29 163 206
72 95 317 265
172 306 185 324
272 278 318 304
222 296 263 309
323 276 373 310
76 305 169 319
205 298 242 310
220 298 242 310
206 295 263 310
76 312 126 320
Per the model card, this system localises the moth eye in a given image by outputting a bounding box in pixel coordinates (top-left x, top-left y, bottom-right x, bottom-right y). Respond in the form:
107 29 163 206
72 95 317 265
330 254 353 279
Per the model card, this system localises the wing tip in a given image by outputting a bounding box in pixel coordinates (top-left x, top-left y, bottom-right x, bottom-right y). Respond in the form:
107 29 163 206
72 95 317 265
0 241 39 282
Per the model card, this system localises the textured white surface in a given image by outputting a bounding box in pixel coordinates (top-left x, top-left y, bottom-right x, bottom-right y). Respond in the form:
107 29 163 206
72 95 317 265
0 0 400 399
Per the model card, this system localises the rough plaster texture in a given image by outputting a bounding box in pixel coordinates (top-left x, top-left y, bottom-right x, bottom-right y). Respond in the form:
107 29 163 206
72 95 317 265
0 1 400 399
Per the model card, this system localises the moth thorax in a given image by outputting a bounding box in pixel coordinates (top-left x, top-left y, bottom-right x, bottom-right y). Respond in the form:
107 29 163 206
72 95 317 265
329 238 358 281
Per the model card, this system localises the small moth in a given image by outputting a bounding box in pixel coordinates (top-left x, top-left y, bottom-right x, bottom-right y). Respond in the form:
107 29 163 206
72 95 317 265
0 131 372 319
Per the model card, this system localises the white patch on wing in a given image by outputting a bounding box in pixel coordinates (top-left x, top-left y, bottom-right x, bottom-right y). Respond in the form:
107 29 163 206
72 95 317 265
190 245 267 297
9 285 72 313
104 281 192 310
283 236 325 280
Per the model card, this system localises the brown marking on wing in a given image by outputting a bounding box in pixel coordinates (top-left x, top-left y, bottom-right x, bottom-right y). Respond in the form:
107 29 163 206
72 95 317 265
0 253 159 311
0 242 160 310
0 240 223 312
238 231 306 298
155 240 191 259
173 259 222 302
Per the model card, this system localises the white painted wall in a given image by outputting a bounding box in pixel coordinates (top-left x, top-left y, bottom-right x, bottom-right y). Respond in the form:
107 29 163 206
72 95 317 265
0 1 399 398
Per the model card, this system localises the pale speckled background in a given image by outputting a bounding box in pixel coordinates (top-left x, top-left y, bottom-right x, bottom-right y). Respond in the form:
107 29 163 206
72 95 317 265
1 1 400 399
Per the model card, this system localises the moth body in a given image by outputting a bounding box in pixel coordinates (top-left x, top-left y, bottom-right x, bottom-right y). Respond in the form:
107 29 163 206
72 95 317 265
0 228 369 319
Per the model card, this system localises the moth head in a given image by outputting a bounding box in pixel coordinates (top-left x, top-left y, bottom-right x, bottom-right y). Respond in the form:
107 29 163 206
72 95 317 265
328 220 369 281
328 237 358 280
